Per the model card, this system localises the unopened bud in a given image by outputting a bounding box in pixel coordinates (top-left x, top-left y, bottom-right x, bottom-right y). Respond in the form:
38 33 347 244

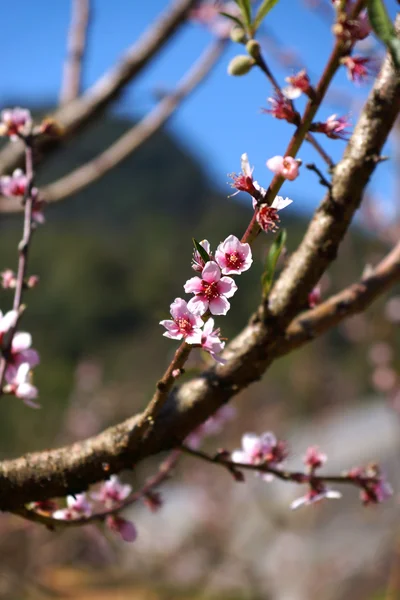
246 39 261 59
228 55 255 76
230 26 247 44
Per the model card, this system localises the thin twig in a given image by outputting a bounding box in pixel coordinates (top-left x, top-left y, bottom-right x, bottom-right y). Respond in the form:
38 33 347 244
305 162 332 189
0 139 35 395
60 0 92 105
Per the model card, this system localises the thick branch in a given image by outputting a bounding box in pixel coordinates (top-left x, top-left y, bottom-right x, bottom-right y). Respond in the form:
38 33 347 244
0 19 398 513
0 0 196 178
59 0 92 105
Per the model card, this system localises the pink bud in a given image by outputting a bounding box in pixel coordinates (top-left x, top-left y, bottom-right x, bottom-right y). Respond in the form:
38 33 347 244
106 515 137 542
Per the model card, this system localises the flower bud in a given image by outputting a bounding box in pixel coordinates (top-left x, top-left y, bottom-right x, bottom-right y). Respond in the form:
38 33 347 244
246 39 261 59
227 55 255 76
230 26 247 44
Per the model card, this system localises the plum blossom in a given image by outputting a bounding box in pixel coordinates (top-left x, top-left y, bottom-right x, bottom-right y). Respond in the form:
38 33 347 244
0 169 32 197
264 93 298 124
308 285 322 308
290 487 342 510
184 261 237 316
1 270 16 289
341 55 375 84
200 318 225 362
231 432 288 468
160 298 204 343
266 156 300 181
230 153 266 200
106 515 137 542
5 331 40 384
92 475 132 508
215 235 252 275
12 363 39 408
192 239 212 272
282 69 312 99
312 114 351 140
349 465 393 506
53 493 92 520
304 446 327 470
0 108 32 140
254 196 293 233
0 309 18 343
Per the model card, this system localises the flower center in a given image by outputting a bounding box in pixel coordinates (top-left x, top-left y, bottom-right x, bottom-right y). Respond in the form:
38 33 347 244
176 317 193 333
202 280 219 299
257 206 280 232
225 251 243 269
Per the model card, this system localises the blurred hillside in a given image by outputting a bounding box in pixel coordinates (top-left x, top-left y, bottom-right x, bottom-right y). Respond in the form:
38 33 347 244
0 109 396 457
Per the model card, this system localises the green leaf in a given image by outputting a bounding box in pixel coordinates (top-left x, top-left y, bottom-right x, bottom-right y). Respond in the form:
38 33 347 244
367 0 400 69
261 229 287 298
253 0 280 31
219 11 244 30
233 0 252 29
192 238 210 265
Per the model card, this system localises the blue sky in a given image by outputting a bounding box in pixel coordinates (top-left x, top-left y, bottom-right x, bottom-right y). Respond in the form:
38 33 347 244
1 0 398 216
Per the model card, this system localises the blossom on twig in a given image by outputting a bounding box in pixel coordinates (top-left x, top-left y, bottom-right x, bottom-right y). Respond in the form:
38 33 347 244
160 298 204 343
0 108 32 140
215 235 252 275
266 156 300 181
184 261 237 316
254 196 293 233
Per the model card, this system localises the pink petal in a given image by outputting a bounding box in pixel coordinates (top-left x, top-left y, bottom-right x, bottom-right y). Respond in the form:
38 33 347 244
184 276 203 294
218 277 237 298
272 196 293 211
209 296 230 315
201 261 221 283
187 295 208 316
266 155 284 173
170 298 188 320
186 330 202 344
11 332 31 352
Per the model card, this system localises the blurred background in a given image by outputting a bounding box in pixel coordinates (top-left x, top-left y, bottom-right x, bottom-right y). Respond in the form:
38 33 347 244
0 0 399 598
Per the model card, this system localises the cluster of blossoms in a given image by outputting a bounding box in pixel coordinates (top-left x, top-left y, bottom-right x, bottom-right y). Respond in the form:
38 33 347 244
229 432 392 510
0 310 39 407
0 108 53 223
34 475 139 542
161 234 253 361
231 153 293 233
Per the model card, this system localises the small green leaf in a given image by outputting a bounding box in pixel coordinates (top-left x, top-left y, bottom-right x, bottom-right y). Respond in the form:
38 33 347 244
367 0 400 69
233 0 252 29
261 229 287 297
192 238 210 265
253 0 280 31
219 11 244 30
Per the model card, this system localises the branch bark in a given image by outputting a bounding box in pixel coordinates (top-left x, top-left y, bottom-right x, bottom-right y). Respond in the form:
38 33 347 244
0 0 196 178
59 0 92 105
0 17 399 514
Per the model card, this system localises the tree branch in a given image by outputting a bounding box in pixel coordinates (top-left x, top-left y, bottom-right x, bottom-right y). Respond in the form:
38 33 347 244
59 0 92 105
0 0 197 178
0 13 398 515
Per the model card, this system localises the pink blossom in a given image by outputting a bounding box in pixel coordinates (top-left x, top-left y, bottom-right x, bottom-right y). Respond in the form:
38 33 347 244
0 108 32 140
231 432 288 467
185 404 236 449
190 1 240 38
160 298 203 343
92 475 132 508
5 331 40 384
185 261 237 316
312 114 351 140
215 235 252 275
342 55 375 84
290 487 342 510
192 239 212 272
0 169 30 197
303 446 327 470
1 270 16 289
106 515 137 542
230 153 266 200
253 196 293 233
53 493 92 520
266 156 300 181
13 363 39 408
282 69 312 99
308 286 321 308
200 318 225 362
0 309 18 342
349 466 393 506
264 93 298 124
